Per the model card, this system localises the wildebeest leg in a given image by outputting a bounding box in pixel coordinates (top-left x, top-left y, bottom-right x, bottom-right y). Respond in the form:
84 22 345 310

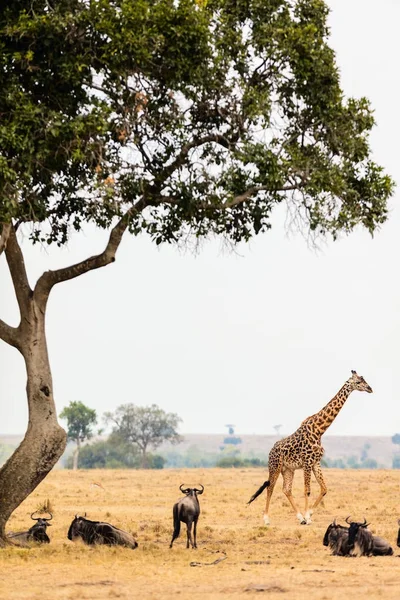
282 468 305 524
310 463 327 514
193 518 198 549
186 519 194 549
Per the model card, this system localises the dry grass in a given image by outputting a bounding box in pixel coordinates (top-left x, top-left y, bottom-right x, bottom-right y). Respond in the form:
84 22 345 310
0 468 399 599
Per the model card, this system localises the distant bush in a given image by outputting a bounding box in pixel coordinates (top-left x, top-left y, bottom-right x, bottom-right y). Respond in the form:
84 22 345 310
216 457 267 468
0 443 15 466
322 455 379 469
223 436 242 446
161 445 220 468
392 454 400 469
65 438 165 469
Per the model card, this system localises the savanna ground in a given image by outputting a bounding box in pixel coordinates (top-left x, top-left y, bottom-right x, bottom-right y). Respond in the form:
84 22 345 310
0 468 399 600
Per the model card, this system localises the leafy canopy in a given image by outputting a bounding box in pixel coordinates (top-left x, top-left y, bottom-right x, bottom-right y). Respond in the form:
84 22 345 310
104 404 182 453
0 0 394 246
59 400 97 443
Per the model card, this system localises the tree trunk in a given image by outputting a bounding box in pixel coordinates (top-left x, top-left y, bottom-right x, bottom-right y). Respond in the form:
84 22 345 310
0 219 130 546
0 305 66 545
73 439 81 470
141 446 148 469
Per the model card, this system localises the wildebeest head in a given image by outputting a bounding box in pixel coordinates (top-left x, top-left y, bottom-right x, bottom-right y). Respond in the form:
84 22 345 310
30 511 52 528
179 484 204 497
323 519 343 546
67 514 86 541
346 516 369 549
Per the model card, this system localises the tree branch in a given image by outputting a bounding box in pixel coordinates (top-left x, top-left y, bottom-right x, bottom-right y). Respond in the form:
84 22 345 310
34 198 147 308
224 184 300 209
0 318 21 349
148 134 231 195
4 225 32 317
0 223 11 256
32 133 229 305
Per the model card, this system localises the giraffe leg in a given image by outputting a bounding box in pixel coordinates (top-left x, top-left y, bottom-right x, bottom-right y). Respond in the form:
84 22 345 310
282 468 305 524
262 469 280 526
311 463 327 511
303 466 313 524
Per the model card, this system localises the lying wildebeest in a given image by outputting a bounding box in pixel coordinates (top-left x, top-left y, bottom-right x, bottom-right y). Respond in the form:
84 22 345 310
7 512 52 544
170 484 204 549
324 517 393 557
346 517 393 556
323 519 352 556
67 514 138 548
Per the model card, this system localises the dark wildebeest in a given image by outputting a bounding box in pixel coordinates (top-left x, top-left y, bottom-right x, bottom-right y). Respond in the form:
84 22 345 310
170 484 204 549
397 519 400 548
67 515 138 548
346 517 393 556
323 519 352 556
7 512 52 544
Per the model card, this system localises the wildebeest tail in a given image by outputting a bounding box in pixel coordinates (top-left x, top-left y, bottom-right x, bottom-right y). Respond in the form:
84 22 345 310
172 503 181 539
247 481 270 505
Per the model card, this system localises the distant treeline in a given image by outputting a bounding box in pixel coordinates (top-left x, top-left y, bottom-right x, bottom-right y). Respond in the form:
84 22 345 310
3 433 400 470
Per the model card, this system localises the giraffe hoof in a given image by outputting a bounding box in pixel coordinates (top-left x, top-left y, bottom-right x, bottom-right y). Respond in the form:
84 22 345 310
263 515 271 527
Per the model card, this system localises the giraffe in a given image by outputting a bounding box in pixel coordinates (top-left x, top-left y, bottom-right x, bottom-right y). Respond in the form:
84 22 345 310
247 370 373 526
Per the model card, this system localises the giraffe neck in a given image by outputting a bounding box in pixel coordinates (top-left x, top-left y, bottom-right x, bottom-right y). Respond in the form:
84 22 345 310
305 381 354 437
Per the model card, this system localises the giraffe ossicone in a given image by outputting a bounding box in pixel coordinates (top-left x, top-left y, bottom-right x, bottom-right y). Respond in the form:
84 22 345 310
247 370 373 526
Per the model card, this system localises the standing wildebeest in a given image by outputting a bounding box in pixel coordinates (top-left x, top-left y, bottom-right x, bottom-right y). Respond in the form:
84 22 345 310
346 517 393 556
7 512 52 544
322 519 352 556
67 515 138 548
170 484 204 549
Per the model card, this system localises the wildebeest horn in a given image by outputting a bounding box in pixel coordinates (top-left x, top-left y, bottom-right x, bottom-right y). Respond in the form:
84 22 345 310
179 484 186 493
43 512 53 521
362 518 369 527
333 518 337 526
345 515 351 524
194 484 204 494
31 512 40 521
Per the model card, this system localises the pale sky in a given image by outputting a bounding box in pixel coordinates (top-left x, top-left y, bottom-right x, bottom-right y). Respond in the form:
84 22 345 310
1 1 399 438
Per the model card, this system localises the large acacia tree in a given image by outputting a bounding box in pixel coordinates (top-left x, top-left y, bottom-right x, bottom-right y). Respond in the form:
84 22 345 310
105 404 182 468
0 0 394 543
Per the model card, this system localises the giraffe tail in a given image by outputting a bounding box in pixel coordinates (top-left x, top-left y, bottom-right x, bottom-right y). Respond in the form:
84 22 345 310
247 480 270 505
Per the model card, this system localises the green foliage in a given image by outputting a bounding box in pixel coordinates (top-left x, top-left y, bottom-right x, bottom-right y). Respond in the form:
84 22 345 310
0 0 394 245
322 455 378 469
59 401 97 443
392 454 400 469
0 443 15 466
323 442 378 469
64 434 165 469
161 445 221 468
216 456 267 468
104 403 182 466
223 436 242 445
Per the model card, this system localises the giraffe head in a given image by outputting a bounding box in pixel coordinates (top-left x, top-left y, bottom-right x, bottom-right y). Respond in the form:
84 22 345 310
349 370 373 393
